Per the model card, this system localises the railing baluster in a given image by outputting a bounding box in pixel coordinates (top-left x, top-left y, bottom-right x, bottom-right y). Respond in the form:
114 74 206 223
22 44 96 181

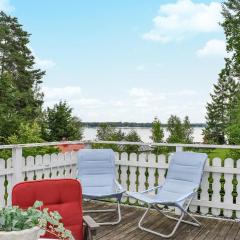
35 155 43 180
147 153 157 195
42 154 51 179
128 152 138 204
0 158 6 206
138 153 147 206
236 159 240 218
12 146 23 186
223 158 234 218
120 152 128 203
211 158 222 216
199 159 210 215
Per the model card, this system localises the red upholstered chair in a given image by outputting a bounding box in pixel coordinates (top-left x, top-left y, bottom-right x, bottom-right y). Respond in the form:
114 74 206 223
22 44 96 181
12 179 98 240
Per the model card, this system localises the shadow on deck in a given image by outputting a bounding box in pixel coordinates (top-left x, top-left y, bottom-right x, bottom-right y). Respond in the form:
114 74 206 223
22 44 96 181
83 201 240 240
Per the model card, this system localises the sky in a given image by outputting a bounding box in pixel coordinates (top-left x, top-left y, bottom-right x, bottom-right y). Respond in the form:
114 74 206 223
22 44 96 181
1 0 226 123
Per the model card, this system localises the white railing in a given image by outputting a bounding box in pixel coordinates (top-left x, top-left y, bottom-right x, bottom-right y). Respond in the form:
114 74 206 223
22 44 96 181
1 141 240 219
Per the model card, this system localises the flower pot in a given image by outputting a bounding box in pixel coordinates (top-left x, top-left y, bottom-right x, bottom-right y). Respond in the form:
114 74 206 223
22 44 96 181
0 226 41 240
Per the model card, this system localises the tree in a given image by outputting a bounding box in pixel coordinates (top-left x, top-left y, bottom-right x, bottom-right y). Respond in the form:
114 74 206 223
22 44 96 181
221 0 240 78
150 117 164 143
204 0 240 144
226 97 240 145
167 115 193 143
150 117 165 154
96 123 124 141
0 74 19 142
95 123 125 151
183 116 193 143
123 130 142 153
219 0 240 148
44 101 83 141
203 61 239 144
0 11 44 141
225 94 240 159
1 122 57 158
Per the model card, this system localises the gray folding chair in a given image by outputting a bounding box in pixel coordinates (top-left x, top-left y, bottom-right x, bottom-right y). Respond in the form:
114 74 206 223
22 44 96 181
77 149 124 225
127 151 207 238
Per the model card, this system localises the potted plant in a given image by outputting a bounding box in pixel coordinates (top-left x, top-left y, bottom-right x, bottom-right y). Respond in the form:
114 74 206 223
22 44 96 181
0 201 74 240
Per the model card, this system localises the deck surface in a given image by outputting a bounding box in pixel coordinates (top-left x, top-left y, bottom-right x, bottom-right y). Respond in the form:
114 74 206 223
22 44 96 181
83 201 240 240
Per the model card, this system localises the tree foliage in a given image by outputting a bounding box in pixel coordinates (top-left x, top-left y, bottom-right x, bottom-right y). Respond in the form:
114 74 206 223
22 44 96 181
167 115 193 143
95 123 125 151
0 11 44 142
0 122 56 159
95 124 142 152
150 117 165 154
150 117 164 143
204 0 240 144
221 0 240 78
123 130 142 153
43 101 83 141
96 123 124 141
203 61 239 144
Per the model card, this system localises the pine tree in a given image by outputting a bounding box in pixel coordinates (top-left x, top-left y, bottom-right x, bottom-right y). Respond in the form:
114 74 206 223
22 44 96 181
226 96 240 145
203 59 239 144
183 116 193 143
123 130 141 153
0 11 45 141
150 117 164 143
219 0 240 147
150 117 164 154
44 101 83 141
221 0 240 78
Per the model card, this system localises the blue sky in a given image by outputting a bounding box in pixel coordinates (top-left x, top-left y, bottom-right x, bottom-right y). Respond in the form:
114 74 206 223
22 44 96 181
1 0 225 122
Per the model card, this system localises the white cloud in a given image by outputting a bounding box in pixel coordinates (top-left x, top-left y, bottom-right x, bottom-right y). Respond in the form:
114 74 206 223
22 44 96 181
29 47 56 70
197 39 226 58
112 101 125 107
0 0 14 12
35 57 56 69
169 89 197 96
42 86 104 110
127 88 197 113
42 86 205 123
128 88 153 98
143 0 222 43
43 86 81 101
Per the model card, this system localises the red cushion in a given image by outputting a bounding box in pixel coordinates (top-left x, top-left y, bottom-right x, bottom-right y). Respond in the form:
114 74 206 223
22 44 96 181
12 179 84 240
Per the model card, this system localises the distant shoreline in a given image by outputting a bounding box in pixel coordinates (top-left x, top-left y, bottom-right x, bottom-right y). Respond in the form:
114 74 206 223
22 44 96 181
82 122 206 128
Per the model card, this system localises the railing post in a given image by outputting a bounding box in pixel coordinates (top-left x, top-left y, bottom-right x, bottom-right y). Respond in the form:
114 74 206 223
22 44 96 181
12 146 23 186
176 146 183 152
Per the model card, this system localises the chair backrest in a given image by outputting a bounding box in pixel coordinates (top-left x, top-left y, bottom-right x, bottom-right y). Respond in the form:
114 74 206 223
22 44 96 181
77 149 116 195
163 152 207 195
12 179 84 240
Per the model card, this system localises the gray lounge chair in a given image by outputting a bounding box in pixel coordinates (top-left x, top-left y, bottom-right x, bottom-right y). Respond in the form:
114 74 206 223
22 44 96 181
77 149 124 225
127 151 207 238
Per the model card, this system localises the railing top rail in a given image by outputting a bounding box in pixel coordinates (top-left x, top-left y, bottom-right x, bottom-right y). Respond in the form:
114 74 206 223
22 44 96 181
1 140 240 150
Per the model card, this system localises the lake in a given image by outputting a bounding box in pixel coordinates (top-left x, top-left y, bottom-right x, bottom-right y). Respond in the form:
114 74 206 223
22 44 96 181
83 127 204 143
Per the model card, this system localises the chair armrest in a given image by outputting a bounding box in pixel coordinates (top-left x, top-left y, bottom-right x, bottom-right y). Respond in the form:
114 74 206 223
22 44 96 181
141 185 162 194
115 179 125 193
83 215 99 240
176 191 196 203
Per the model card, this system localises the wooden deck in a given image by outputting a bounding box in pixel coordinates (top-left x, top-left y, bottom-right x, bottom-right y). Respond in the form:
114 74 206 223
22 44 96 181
83 201 240 240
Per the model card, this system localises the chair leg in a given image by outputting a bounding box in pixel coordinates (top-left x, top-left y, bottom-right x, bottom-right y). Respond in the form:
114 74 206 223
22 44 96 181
154 205 201 227
84 201 121 226
138 204 201 238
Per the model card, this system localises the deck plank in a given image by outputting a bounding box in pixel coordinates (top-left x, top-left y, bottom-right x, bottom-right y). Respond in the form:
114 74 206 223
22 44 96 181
83 201 237 240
